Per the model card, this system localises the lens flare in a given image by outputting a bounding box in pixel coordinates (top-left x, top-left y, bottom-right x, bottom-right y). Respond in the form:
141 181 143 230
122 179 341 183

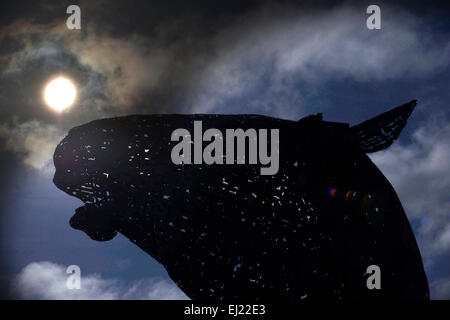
329 188 337 198
345 190 353 200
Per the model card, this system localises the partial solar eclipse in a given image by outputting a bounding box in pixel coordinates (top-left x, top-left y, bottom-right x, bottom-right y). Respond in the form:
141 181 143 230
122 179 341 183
44 76 77 112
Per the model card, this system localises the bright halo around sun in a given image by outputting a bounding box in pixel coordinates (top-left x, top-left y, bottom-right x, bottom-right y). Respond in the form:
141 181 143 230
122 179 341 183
44 76 77 112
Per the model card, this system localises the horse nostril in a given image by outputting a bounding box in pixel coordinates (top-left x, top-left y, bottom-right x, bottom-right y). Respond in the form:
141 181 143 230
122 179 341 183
69 205 117 241
69 215 81 229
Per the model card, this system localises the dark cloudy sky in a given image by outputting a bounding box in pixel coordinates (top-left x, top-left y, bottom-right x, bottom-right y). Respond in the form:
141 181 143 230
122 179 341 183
0 0 449 299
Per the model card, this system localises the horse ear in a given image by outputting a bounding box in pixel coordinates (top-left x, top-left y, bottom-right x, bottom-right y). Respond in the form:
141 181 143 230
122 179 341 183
350 100 417 153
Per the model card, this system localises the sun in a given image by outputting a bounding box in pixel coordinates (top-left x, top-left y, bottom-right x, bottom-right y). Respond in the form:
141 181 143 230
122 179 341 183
44 76 77 112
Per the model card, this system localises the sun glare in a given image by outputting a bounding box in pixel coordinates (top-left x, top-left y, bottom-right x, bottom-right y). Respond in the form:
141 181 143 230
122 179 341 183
44 77 77 112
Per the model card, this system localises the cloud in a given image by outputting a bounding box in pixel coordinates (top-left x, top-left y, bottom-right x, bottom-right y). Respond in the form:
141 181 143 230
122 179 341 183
187 4 450 115
429 277 450 300
65 33 171 109
0 119 64 175
370 113 450 299
1 3 449 117
370 116 450 255
0 2 448 172
0 1 449 299
11 261 189 300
